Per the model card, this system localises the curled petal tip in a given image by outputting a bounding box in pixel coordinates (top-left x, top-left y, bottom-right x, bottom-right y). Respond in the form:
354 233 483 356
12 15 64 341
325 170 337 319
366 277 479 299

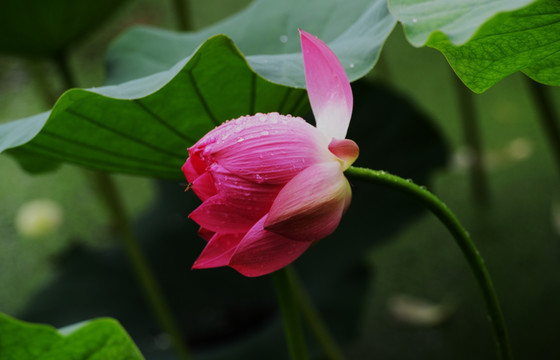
328 138 359 170
300 30 353 139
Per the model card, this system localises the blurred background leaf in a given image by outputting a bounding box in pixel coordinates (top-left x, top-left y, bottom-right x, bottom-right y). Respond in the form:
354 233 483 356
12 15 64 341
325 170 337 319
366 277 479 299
0 312 144 359
105 0 396 87
0 0 129 58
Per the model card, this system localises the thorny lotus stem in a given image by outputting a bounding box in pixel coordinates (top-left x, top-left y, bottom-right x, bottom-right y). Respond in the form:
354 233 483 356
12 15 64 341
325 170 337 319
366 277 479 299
287 267 345 360
272 267 310 360
344 166 513 360
91 172 192 360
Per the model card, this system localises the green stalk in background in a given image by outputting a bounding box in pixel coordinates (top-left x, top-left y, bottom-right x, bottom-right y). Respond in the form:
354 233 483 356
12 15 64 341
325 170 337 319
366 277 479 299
453 75 491 206
287 267 345 360
90 172 192 360
272 267 310 360
525 78 560 178
51 52 192 360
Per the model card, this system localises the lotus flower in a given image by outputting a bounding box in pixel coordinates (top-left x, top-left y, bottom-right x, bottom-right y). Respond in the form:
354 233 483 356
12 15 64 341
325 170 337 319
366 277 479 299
182 30 358 277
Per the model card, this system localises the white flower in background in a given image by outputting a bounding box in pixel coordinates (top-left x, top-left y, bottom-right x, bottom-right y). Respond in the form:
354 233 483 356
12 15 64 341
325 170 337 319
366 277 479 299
15 199 63 237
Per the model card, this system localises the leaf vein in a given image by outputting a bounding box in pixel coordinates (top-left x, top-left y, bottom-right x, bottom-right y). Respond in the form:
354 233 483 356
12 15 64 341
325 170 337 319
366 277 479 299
278 87 293 114
39 130 179 168
133 99 197 143
25 142 180 178
186 69 221 126
65 108 186 160
471 20 560 42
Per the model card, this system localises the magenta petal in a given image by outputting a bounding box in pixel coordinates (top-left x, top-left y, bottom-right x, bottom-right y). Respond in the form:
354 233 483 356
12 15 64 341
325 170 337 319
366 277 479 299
182 158 200 183
191 171 217 201
328 138 359 169
211 164 282 219
198 227 215 241
210 164 282 205
189 195 260 233
185 147 207 179
264 162 351 242
229 216 312 277
300 29 353 140
193 233 244 269
206 113 332 184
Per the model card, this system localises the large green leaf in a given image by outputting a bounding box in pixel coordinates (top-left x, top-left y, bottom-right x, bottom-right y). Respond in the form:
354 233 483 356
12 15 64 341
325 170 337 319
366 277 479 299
105 0 396 87
0 312 143 359
388 0 534 46
389 0 560 92
426 0 560 92
0 0 396 178
0 36 308 179
0 0 128 57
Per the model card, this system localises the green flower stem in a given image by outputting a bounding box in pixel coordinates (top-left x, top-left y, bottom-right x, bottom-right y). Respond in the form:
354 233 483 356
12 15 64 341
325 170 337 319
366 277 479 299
287 267 345 360
344 166 512 360
453 74 490 206
91 172 192 360
272 267 310 360
525 78 560 177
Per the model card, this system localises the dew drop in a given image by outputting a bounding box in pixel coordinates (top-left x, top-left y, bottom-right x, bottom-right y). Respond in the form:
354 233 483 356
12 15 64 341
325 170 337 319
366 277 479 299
279 35 288 43
349 63 355 68
412 18 418 23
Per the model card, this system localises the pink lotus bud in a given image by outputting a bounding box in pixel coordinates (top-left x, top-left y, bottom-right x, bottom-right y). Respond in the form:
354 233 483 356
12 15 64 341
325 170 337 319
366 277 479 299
183 30 358 277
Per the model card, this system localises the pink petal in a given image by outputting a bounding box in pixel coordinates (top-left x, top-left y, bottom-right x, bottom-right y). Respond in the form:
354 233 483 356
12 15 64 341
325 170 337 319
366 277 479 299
264 162 351 242
229 216 312 277
193 233 244 269
300 29 353 140
196 113 332 184
184 147 207 180
190 171 217 201
182 158 200 183
209 164 282 205
198 227 215 241
189 194 260 233
328 138 359 170
189 165 283 233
